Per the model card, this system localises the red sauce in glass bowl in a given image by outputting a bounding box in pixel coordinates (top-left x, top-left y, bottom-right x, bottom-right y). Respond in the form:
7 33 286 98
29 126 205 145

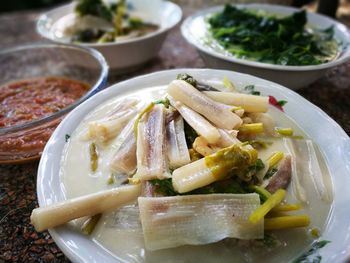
0 77 89 127
0 77 90 162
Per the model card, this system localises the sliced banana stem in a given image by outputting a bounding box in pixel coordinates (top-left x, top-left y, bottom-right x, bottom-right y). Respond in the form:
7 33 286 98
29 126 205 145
193 129 240 157
168 80 242 129
110 121 137 175
134 104 170 180
87 109 137 144
172 144 257 193
166 115 191 169
204 91 268 113
169 97 220 144
138 194 263 251
30 184 141 232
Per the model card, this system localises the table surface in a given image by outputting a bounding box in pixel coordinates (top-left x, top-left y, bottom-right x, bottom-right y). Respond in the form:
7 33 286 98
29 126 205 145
0 5 349 263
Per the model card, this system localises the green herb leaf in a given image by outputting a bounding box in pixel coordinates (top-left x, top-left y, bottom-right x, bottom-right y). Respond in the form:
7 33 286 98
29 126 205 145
65 134 71 142
277 100 288 107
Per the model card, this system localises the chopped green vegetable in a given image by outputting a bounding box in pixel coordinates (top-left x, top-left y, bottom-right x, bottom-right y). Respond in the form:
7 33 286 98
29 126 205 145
248 140 272 149
107 174 115 185
176 73 197 87
250 185 271 203
265 168 278 179
293 240 331 263
89 142 98 172
241 159 265 180
150 179 178 196
276 127 294 136
81 214 102 235
208 5 337 66
244 85 260 95
154 97 170 108
222 76 236 91
65 134 71 142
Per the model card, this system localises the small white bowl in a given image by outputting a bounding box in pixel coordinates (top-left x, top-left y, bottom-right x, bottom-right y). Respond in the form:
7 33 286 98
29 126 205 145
37 1 182 73
181 4 350 89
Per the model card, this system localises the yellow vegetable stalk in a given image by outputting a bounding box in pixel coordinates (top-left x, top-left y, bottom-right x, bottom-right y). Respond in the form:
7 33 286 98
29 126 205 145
89 143 98 172
239 123 264 134
276 127 294 136
249 189 286 224
272 203 302 212
222 76 237 92
264 215 310 230
267 151 284 168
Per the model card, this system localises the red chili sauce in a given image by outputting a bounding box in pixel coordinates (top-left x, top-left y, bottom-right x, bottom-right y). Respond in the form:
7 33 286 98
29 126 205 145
0 77 90 157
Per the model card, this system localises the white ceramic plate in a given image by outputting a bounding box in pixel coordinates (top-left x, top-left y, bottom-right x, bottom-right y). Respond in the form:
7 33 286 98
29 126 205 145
37 0 182 72
37 69 350 262
181 4 350 89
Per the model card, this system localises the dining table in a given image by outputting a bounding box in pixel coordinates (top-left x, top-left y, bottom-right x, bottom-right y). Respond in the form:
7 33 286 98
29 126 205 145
0 3 349 262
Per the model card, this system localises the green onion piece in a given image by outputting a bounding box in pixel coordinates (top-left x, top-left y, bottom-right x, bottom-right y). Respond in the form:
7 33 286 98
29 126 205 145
81 214 102 235
276 127 294 136
89 143 98 172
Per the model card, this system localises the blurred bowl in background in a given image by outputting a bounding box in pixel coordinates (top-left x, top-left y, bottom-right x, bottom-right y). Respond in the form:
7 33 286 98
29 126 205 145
37 1 182 73
181 4 350 89
0 43 108 164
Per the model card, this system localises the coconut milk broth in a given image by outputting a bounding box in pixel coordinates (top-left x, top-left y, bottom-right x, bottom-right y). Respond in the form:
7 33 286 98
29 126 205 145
61 86 333 262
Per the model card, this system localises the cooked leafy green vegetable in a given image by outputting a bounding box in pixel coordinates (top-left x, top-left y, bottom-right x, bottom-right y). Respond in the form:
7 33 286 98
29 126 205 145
184 120 198 147
150 177 249 196
150 179 178 196
176 73 198 87
73 0 158 43
208 5 337 66
293 240 331 263
75 0 113 21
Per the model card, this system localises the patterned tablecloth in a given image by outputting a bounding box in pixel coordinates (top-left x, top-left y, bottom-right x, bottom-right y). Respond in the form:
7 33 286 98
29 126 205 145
0 4 349 262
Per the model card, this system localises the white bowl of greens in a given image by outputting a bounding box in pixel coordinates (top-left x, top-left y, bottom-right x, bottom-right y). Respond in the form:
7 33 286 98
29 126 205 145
181 4 350 89
37 0 182 73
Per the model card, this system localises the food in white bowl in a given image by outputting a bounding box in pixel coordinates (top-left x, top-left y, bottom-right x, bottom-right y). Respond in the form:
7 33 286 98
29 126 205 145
181 4 350 89
51 0 159 43
37 0 182 72
31 69 350 262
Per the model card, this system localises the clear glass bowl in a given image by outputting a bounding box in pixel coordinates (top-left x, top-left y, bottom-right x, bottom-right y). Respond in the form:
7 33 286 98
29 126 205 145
0 43 108 163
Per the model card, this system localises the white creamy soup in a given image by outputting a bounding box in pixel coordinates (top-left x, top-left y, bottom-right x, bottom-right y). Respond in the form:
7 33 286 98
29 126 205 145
60 82 333 263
